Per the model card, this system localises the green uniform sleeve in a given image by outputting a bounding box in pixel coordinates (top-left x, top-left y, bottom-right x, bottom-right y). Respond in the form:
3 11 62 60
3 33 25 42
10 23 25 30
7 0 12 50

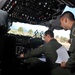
66 38 75 69
24 44 46 58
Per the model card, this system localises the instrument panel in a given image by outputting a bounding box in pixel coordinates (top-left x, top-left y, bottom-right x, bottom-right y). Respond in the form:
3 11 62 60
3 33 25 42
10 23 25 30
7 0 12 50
6 33 44 57
16 35 32 45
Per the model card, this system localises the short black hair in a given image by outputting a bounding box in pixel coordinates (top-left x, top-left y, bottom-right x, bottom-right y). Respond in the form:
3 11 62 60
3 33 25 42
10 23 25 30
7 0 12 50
45 30 54 37
60 11 75 21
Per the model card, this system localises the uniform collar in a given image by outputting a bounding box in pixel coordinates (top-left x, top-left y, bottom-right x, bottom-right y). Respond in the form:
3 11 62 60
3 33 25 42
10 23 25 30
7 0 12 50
71 21 75 31
49 39 57 43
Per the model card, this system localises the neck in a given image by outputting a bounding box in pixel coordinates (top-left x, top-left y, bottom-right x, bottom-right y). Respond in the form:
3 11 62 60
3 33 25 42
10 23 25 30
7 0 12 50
50 37 54 41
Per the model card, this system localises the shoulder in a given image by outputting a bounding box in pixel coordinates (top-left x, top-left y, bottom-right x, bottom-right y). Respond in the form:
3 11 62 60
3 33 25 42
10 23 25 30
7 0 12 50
72 28 75 37
42 42 52 48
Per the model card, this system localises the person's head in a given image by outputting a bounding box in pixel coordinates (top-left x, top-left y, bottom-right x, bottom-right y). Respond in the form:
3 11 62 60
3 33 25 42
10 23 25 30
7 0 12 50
60 11 75 30
44 30 54 43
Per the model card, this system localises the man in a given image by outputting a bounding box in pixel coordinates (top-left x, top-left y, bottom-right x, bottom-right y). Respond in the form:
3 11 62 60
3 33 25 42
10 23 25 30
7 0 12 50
60 11 75 73
20 30 69 75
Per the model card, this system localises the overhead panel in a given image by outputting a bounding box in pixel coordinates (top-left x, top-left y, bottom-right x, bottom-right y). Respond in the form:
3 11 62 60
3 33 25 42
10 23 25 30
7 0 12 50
1 0 66 24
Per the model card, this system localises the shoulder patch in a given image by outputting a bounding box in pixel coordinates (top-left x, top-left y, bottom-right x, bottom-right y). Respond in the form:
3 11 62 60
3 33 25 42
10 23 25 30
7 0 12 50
72 28 75 36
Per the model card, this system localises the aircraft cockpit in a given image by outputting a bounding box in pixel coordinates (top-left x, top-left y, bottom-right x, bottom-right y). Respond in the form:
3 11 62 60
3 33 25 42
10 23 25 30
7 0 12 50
0 0 75 75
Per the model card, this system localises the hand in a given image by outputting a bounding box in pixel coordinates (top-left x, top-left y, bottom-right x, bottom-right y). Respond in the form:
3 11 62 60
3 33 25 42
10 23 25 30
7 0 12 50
60 62 66 68
20 53 24 58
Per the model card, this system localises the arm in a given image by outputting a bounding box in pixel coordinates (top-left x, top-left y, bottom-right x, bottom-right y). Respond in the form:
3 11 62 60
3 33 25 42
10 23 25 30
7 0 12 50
24 44 46 58
66 38 75 69
61 38 75 68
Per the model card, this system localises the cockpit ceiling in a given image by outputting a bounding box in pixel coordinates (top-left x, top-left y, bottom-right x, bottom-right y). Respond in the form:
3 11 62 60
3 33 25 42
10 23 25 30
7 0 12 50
0 0 75 25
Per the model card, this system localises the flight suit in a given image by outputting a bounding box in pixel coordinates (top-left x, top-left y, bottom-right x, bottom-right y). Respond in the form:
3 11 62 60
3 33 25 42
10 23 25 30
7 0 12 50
24 39 62 70
50 23 75 75
66 22 75 74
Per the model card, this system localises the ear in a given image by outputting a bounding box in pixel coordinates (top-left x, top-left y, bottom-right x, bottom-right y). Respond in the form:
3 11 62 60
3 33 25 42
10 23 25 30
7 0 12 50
64 18 68 23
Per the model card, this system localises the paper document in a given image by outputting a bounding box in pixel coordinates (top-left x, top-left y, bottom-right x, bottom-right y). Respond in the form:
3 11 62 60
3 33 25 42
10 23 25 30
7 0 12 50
55 46 69 64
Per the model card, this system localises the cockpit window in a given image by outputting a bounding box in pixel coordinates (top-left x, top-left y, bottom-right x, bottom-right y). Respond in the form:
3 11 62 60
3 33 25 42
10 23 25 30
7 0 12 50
54 29 70 50
8 22 48 37
63 6 75 15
